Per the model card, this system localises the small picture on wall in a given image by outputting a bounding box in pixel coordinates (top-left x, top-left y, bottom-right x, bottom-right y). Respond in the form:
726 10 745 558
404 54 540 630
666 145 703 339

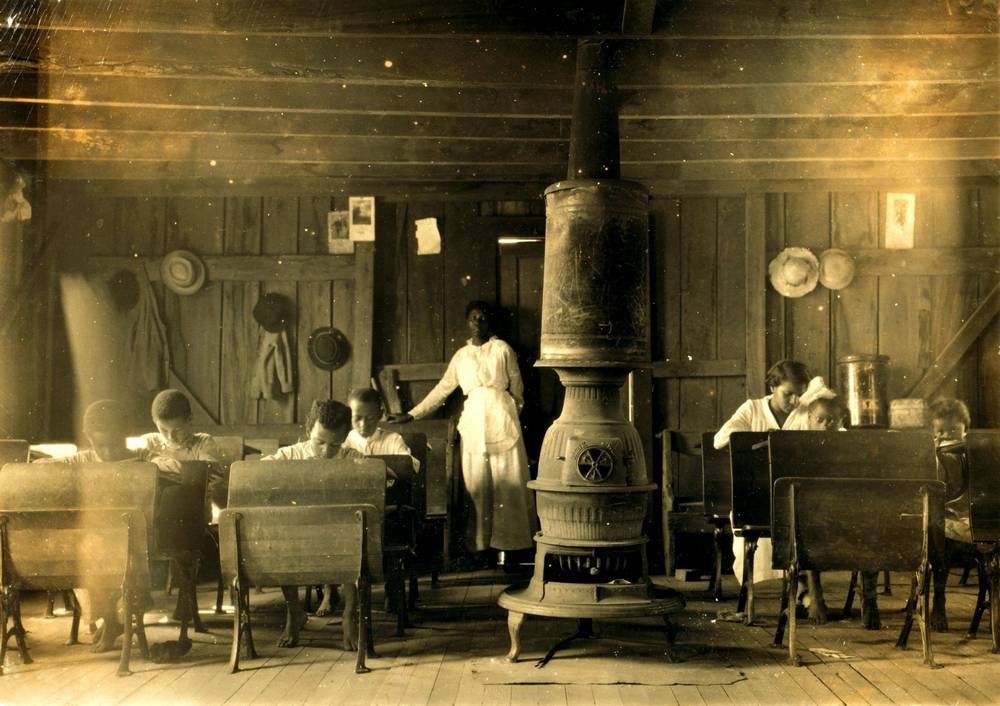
327 210 353 253
885 192 916 249
349 196 375 241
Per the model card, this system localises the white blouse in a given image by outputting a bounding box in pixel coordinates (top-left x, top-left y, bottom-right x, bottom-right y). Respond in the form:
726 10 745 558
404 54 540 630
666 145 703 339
409 337 524 456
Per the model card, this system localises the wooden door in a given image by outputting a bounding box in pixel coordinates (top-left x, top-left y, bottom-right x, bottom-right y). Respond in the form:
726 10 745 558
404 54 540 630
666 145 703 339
497 238 562 462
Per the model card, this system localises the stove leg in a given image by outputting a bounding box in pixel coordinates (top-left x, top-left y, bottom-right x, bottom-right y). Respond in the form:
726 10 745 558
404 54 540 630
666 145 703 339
506 611 525 663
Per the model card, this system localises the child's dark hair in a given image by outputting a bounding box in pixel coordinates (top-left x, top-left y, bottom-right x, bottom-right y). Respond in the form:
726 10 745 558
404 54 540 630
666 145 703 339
151 389 192 421
928 398 971 427
348 388 382 407
808 395 846 419
83 399 129 436
765 359 811 391
305 399 352 433
465 300 492 319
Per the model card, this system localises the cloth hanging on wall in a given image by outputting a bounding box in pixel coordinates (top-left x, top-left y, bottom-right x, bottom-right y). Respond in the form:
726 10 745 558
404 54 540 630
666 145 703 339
252 329 294 399
125 264 170 393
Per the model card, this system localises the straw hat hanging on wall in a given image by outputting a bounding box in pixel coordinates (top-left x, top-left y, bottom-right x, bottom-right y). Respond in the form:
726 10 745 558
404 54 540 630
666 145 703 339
768 247 819 298
160 250 206 295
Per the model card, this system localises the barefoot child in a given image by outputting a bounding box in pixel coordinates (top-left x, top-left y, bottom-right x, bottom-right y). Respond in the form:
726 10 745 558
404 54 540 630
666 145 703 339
261 400 362 649
928 397 973 632
307 388 419 619
139 389 224 635
798 396 848 625
36 399 161 652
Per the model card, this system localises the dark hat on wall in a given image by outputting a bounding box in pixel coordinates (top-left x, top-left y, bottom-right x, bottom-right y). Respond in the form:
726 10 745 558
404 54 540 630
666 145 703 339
160 249 206 296
307 326 351 371
253 292 293 333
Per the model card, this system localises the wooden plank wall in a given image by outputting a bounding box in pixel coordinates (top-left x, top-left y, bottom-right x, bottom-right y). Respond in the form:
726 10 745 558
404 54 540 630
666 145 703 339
43 186 382 437
653 186 998 450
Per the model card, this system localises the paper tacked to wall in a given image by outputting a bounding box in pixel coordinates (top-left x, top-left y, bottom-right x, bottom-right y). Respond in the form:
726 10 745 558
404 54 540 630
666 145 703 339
415 217 441 255
885 193 916 249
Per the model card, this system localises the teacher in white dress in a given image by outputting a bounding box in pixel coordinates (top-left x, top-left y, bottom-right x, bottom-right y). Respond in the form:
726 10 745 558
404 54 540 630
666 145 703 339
389 301 537 563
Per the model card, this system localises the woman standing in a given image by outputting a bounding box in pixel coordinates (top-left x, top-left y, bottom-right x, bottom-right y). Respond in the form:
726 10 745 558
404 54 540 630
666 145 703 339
389 301 536 563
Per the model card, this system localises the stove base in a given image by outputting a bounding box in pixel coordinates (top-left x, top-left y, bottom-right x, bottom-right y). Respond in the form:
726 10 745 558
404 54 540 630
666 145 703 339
498 583 685 665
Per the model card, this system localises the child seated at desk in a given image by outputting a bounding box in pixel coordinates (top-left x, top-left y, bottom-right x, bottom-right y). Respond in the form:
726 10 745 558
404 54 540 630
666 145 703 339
797 395 848 624
260 400 363 649
36 399 163 652
307 387 418 619
929 397 972 631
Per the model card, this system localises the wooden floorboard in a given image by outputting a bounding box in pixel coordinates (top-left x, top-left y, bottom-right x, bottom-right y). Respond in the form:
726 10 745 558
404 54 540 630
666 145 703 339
2 571 1000 705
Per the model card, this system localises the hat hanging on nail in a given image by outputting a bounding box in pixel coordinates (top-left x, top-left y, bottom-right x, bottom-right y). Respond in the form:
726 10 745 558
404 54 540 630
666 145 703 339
768 247 819 298
307 326 351 371
818 248 856 291
160 249 206 296
253 292 293 333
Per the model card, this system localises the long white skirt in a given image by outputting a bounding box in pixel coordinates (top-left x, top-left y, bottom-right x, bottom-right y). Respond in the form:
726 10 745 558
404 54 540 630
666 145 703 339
461 437 537 551
732 535 784 586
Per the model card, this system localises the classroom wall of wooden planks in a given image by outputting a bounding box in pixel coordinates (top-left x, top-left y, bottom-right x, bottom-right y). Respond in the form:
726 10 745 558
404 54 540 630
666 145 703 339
32 184 998 445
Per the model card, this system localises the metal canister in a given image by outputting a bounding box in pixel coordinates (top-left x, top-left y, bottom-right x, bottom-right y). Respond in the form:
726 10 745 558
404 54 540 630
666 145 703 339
538 179 650 365
837 354 890 428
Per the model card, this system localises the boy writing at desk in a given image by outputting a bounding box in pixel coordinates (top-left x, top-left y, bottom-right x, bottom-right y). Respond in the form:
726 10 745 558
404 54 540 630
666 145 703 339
260 400 363 649
307 387 419 619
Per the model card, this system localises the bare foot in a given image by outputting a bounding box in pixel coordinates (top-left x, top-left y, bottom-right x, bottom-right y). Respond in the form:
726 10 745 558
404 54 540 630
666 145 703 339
862 598 881 630
277 602 304 648
315 598 332 618
92 621 122 653
808 600 829 625
931 601 949 632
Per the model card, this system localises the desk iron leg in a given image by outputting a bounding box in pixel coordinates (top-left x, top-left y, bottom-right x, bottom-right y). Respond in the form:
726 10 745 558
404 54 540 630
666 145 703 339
117 513 135 677
774 571 790 647
711 525 724 602
882 570 892 596
786 484 800 666
66 590 81 646
843 571 858 617
355 509 373 674
915 489 939 668
745 538 758 625
989 552 1000 654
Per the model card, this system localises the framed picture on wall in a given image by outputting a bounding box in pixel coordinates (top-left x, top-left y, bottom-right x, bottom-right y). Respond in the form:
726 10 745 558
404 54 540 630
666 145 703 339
327 210 353 253
349 196 375 241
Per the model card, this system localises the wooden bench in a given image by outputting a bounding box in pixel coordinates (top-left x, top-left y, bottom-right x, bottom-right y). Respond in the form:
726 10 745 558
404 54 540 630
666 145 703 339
220 458 387 673
963 430 1000 651
701 431 731 601
771 477 945 667
0 462 157 676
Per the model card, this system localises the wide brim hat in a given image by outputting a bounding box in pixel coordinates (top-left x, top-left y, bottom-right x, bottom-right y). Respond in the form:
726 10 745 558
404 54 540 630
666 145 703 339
253 292 293 333
160 249 206 295
819 248 856 290
768 247 819 298
307 326 351 371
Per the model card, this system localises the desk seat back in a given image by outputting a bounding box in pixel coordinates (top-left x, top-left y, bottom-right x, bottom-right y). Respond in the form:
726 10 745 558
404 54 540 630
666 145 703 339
701 432 730 519
967 430 1000 543
227 458 387 512
768 430 937 522
219 504 384 586
0 439 29 467
772 477 944 572
729 432 770 531
0 462 156 589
